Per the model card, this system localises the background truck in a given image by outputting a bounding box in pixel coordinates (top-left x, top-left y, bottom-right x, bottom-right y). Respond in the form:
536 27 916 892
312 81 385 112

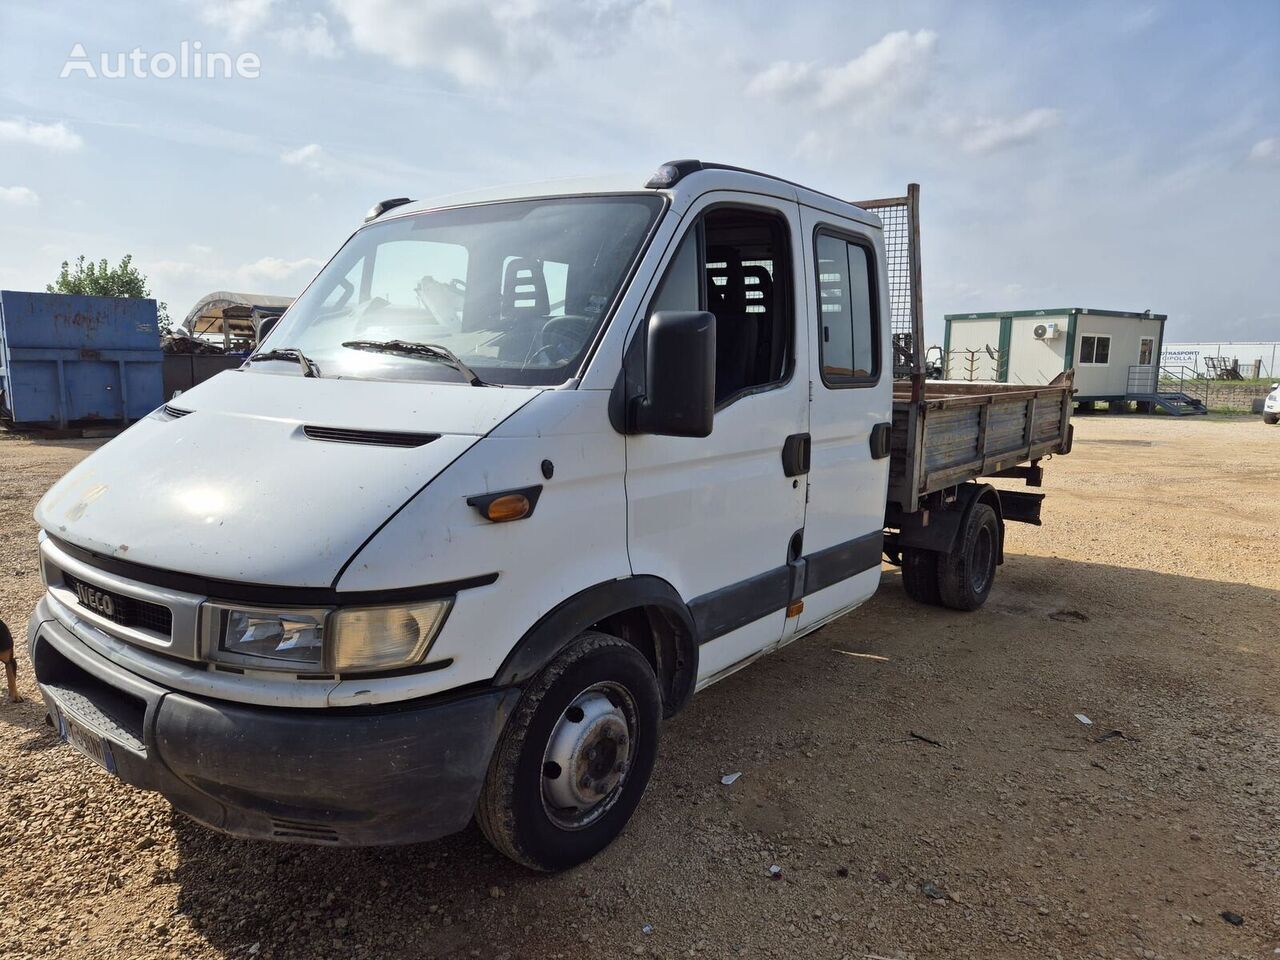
29 161 1072 872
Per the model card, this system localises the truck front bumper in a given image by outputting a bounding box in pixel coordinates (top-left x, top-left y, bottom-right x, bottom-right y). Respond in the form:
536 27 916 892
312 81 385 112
29 603 519 846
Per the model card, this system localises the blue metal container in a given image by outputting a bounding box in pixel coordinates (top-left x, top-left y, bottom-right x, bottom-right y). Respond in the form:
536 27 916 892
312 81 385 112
0 291 164 428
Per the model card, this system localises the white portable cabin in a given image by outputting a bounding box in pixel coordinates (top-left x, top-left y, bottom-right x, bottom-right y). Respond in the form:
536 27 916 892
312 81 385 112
943 308 1167 403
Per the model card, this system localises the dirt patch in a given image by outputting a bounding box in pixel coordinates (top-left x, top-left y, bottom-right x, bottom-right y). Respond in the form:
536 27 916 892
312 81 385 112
1 416 1279 959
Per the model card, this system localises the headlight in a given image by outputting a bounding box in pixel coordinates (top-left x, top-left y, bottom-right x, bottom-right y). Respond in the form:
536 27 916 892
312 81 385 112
223 608 326 665
329 601 451 672
203 599 451 674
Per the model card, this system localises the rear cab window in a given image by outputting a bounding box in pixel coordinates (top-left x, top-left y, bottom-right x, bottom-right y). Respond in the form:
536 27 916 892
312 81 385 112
814 231 880 386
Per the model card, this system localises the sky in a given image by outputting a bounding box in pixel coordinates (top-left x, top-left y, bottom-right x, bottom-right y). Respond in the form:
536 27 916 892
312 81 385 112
0 0 1277 344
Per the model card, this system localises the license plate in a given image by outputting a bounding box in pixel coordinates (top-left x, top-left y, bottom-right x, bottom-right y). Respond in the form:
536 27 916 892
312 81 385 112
58 711 117 775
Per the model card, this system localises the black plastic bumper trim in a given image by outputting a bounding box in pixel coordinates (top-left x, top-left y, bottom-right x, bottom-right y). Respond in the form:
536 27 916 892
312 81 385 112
32 619 518 847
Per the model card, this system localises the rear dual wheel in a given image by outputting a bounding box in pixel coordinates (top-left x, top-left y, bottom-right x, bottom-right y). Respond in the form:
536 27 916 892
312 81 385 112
901 502 1000 612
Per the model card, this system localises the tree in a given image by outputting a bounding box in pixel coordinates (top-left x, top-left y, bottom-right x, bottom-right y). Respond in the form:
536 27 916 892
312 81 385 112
47 254 171 331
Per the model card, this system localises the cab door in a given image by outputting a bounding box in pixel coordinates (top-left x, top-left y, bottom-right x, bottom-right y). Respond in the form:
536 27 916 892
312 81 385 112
624 193 810 686
787 205 893 638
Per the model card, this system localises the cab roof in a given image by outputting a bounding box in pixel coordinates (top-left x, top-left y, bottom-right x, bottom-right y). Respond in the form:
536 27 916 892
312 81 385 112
378 161 883 231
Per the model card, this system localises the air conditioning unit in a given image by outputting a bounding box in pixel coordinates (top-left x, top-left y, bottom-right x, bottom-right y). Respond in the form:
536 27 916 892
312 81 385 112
1033 322 1061 340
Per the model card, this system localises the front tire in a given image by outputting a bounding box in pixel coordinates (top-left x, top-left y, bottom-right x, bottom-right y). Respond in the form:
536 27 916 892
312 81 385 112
477 631 661 871
937 502 1000 611
1265 413 1279 425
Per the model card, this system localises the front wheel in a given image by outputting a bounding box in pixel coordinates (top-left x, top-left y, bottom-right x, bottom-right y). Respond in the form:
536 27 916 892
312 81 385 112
1265 413 1279 425
477 631 661 871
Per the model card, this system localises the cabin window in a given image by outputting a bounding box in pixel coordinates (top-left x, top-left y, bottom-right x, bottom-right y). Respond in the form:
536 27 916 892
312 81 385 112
648 206 794 406
814 232 880 386
1079 334 1111 365
1138 336 1154 365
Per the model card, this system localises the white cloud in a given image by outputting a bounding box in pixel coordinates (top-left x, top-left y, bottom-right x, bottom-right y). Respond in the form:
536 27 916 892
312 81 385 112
747 30 938 111
152 254 323 292
746 61 815 100
330 0 652 87
816 29 937 108
1249 137 1280 163
945 108 1060 154
238 255 324 285
199 0 277 41
0 118 83 151
274 12 340 58
280 142 329 174
0 186 39 207
1120 4 1161 33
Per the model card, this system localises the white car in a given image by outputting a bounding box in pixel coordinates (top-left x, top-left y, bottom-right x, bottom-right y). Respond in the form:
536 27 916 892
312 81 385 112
1264 382 1279 424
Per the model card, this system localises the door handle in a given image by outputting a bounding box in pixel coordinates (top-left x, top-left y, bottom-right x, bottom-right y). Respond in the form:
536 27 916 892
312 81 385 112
782 433 811 477
870 422 892 460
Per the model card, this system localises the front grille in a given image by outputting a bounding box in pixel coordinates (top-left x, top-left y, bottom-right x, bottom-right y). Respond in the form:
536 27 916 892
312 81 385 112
61 572 173 636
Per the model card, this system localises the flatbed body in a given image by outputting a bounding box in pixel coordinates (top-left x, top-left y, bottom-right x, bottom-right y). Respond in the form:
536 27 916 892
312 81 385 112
889 372 1075 512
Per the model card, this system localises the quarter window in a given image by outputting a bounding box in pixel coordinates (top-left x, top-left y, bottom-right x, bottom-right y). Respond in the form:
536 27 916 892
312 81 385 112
1079 335 1111 365
815 233 879 384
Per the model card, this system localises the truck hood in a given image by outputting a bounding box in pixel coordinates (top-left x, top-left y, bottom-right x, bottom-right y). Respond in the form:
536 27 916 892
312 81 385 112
35 370 537 587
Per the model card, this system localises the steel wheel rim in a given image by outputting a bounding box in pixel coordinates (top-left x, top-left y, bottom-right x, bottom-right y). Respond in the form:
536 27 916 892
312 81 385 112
540 681 638 830
971 524 994 593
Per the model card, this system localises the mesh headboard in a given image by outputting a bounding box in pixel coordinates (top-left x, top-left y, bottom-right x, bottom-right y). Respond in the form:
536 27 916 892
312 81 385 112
853 184 923 381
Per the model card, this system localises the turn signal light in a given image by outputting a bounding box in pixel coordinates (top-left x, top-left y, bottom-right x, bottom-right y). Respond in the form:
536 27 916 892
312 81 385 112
483 494 531 523
466 485 544 523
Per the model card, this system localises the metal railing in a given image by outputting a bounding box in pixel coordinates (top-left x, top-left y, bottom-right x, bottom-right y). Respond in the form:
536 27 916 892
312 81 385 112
943 346 1007 381
1126 364 1158 394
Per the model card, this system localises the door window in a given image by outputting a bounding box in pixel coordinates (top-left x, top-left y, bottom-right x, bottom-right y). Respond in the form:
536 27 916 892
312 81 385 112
648 207 793 406
1139 336 1154 365
814 233 879 385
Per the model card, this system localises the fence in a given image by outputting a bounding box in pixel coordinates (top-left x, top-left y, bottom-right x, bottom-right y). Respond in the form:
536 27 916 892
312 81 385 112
941 346 1008 381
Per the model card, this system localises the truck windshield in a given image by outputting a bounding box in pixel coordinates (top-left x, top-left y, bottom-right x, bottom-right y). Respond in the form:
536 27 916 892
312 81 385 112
260 194 664 386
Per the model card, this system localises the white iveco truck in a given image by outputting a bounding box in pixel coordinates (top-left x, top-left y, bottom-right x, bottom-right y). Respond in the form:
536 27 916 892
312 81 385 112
30 161 1073 869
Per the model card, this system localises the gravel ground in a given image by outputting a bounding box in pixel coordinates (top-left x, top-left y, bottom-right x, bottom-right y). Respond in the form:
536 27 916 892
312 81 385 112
1 415 1278 959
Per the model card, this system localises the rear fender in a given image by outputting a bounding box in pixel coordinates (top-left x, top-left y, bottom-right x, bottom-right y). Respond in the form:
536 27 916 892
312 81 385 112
891 483 1005 563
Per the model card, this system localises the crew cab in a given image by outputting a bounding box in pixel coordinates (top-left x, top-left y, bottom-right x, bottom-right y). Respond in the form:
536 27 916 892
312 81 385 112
29 161 1071 870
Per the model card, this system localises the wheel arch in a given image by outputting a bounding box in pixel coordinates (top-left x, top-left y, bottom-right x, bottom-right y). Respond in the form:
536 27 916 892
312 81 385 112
493 575 699 718
893 482 1006 564
967 483 1006 565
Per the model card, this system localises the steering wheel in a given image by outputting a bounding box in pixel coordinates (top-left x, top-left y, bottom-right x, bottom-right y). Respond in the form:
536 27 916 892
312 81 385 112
351 296 392 335
527 315 590 365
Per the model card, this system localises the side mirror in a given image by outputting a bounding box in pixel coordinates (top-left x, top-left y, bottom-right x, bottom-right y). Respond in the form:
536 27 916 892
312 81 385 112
1271 382 1279 390
632 310 715 437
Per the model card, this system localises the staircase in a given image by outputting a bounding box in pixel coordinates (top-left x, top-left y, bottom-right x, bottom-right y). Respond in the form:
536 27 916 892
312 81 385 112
1126 365 1209 416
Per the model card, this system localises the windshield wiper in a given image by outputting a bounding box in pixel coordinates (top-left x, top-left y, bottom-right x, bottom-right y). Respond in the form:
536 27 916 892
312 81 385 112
341 339 488 386
249 347 321 378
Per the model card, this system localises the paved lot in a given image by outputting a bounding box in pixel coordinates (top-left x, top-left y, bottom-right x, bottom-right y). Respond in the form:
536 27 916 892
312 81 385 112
1 415 1278 959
